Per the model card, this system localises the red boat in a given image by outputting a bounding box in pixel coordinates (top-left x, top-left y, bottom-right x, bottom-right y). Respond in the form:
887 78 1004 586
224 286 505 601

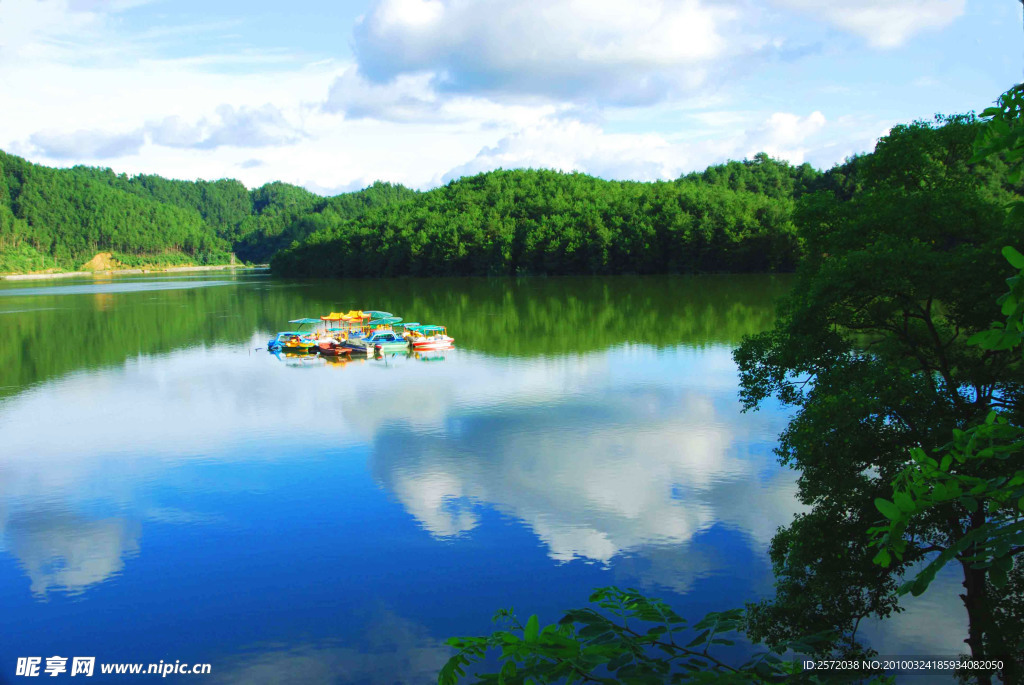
317 340 352 357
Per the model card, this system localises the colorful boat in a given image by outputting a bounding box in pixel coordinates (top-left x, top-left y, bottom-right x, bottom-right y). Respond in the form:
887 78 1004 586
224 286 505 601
320 312 347 334
367 316 402 335
398 323 421 339
342 330 410 354
268 331 317 351
410 325 454 350
316 339 353 357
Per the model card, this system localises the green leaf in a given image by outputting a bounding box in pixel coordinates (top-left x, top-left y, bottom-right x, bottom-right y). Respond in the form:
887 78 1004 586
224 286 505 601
499 660 517 684
607 652 633 672
1003 246 1024 270
873 548 891 568
524 615 540 644
875 498 902 521
577 624 612 639
685 630 710 648
990 564 1009 589
894 491 915 513
967 329 1001 347
1001 294 1018 316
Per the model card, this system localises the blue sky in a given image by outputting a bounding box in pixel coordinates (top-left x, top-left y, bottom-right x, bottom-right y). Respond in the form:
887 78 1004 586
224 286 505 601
0 0 1020 192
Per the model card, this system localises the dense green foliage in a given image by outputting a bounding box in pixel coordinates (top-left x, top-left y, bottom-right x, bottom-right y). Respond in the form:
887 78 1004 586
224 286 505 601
0 151 232 268
238 180 417 263
867 90 1024 683
734 112 1023 680
439 587 887 685
272 156 818 277
0 150 417 272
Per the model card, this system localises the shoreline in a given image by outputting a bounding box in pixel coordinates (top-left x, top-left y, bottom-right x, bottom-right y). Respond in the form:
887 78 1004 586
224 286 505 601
0 264 269 281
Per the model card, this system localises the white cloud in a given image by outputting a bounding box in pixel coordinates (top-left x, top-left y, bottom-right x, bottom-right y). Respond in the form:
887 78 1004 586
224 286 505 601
740 110 827 163
0 0 106 64
324 67 442 121
147 104 306 150
0 0 979 191
18 104 307 162
442 109 843 184
352 0 750 105
773 0 965 48
28 128 146 159
441 120 678 182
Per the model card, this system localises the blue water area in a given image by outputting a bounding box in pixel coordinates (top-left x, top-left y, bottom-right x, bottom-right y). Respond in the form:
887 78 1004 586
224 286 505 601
0 274 967 683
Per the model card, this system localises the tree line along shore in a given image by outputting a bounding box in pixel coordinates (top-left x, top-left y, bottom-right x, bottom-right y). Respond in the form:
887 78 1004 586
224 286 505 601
1 114 1018 279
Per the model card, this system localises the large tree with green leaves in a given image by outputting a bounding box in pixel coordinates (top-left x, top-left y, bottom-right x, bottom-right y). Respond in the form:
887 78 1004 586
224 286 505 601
734 111 1023 676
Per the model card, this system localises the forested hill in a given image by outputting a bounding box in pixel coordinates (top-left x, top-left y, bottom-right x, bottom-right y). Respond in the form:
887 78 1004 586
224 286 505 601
271 155 822 277
0 150 417 273
5 115 1016 278
272 116 1021 278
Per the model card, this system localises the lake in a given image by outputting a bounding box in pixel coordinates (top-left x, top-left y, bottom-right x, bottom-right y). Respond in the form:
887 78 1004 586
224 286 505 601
0 273 966 683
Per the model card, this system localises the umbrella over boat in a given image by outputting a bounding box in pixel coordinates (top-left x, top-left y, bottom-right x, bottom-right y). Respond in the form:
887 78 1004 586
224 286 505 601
289 318 323 332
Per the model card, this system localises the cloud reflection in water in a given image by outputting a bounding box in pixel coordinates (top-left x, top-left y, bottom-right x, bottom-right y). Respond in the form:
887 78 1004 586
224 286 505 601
367 373 803 590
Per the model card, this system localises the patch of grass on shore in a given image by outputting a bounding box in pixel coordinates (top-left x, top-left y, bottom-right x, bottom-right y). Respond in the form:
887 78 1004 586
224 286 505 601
0 247 241 275
108 251 235 269
0 245 70 274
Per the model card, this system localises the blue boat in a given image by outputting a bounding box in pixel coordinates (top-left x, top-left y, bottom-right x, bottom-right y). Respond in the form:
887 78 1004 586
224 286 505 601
267 331 316 352
342 330 409 354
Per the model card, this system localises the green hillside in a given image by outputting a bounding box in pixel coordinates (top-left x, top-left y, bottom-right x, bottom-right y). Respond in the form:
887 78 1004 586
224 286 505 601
272 156 819 277
272 115 1021 278
4 113 1017 278
0 151 418 273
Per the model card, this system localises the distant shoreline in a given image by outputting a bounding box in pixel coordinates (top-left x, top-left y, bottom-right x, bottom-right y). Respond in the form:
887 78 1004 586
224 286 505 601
0 264 269 281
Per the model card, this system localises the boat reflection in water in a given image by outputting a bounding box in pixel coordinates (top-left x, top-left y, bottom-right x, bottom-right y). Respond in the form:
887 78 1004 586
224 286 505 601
269 349 324 366
412 350 448 363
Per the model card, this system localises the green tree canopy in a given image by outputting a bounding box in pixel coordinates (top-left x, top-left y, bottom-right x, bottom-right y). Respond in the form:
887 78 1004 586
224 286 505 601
734 114 1023 669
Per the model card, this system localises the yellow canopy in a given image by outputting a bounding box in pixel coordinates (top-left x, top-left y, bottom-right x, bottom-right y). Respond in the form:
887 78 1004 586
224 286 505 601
321 311 346 321
343 310 369 320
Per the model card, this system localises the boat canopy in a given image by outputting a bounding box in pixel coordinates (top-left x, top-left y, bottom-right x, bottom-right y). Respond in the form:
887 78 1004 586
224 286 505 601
321 312 345 321
343 310 369 320
401 322 421 329
289 318 322 324
369 316 402 325
363 310 392 319
418 325 447 333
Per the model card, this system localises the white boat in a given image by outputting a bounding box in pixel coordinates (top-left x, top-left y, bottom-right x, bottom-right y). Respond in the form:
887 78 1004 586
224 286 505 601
409 325 454 350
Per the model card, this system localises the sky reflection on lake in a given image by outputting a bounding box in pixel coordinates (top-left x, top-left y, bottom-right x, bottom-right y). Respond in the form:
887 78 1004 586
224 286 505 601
0 274 967 682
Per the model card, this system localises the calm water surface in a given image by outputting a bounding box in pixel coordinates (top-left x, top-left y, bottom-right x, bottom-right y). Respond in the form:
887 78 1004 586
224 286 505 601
0 273 965 682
